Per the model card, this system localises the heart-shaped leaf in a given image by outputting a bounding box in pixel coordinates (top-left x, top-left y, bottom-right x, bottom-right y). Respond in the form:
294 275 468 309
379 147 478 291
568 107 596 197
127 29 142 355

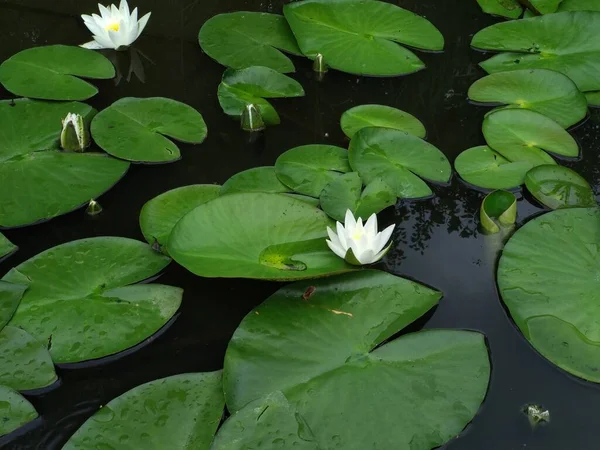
349 127 451 199
221 166 289 195
283 0 444 76
340 104 426 139
0 233 17 261
525 165 596 209
199 12 302 73
3 237 180 364
0 385 38 438
559 0 600 11
91 97 207 163
476 0 523 18
0 45 114 100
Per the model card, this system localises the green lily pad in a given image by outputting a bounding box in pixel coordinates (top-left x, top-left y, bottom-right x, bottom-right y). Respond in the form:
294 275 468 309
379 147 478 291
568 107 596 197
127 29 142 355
275 145 351 198
0 45 114 101
498 207 600 382
0 326 56 391
349 127 451 199
63 372 224 450
530 0 562 13
0 281 27 332
558 0 600 11
168 192 354 280
3 237 180 364
218 66 304 126
476 0 523 18
221 166 288 195
472 11 600 92
0 233 17 261
455 146 534 189
199 12 302 73
0 385 38 437
221 271 490 449
91 97 207 163
340 104 426 139
586 91 600 107
468 69 588 128
0 99 129 228
481 190 517 234
320 173 396 222
482 109 578 166
525 165 596 209
283 0 444 76
140 185 221 251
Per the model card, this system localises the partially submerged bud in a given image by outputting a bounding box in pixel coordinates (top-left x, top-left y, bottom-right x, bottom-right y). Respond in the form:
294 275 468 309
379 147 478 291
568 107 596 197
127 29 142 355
524 404 550 427
86 199 103 216
313 53 328 74
61 113 90 152
241 104 265 132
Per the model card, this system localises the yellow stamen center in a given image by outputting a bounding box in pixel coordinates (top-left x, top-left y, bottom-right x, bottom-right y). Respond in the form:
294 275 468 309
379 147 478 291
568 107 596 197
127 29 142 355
106 22 120 32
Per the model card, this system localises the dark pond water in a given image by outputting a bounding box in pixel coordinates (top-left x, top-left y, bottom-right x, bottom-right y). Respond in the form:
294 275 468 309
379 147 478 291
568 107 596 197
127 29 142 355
1 0 600 448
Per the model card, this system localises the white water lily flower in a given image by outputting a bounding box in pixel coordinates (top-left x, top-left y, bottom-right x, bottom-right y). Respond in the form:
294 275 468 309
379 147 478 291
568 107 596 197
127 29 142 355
81 0 151 51
326 210 395 266
61 113 90 152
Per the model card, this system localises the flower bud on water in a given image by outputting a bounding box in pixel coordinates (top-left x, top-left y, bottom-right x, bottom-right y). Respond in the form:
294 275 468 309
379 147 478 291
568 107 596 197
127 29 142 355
86 199 103 216
61 113 90 152
313 54 328 74
241 104 265 132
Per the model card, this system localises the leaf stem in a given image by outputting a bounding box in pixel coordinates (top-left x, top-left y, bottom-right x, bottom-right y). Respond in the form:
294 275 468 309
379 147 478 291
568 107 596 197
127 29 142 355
516 0 541 15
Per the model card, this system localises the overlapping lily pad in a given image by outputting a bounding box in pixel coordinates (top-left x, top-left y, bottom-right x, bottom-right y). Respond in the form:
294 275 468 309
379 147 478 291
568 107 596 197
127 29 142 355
283 0 444 76
530 0 562 13
2 237 180 364
0 282 26 331
91 98 207 163
586 91 600 107
140 184 221 251
340 104 426 139
0 233 17 261
468 69 588 128
218 66 304 126
482 109 578 165
0 99 129 228
320 173 396 222
220 271 490 449
275 145 351 197
0 326 56 391
199 12 302 73
0 45 114 100
63 372 224 450
455 146 533 189
476 0 523 18
0 385 38 437
498 207 600 382
349 127 451 198
168 192 354 280
559 0 600 11
480 190 517 234
525 165 596 209
472 11 600 92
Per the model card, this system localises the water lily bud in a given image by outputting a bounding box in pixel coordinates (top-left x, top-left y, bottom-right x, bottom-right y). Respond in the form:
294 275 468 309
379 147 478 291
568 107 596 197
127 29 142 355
241 104 265 132
61 113 90 152
85 199 103 216
313 53 328 74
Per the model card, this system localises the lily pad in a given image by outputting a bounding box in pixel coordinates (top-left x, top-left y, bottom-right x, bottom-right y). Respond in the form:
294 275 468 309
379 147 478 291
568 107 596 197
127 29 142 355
0 233 17 261
472 11 600 92
558 0 600 11
221 271 490 449
168 192 354 280
482 109 578 166
0 45 114 101
586 91 600 107
221 167 288 195
140 185 221 251
283 0 444 76
525 165 596 209
530 0 562 13
455 146 533 189
3 237 180 364
320 173 396 222
0 385 38 437
349 127 451 199
0 99 129 228
340 104 426 139
476 0 523 18
481 190 517 234
63 372 224 450
199 12 302 73
275 145 351 198
218 67 304 126
0 281 27 331
498 207 600 382
91 98 207 163
468 69 588 128
0 326 56 391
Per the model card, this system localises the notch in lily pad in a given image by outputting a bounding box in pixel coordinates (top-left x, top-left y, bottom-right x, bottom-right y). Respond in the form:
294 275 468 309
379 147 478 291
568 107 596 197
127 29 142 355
480 190 517 234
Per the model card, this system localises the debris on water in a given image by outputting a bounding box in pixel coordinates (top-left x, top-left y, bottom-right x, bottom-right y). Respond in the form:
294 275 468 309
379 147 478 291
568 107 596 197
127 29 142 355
524 404 550 427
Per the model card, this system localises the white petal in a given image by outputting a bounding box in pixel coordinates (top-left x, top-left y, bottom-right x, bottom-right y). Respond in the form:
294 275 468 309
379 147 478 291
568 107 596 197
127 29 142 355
344 209 356 234
91 32 115 49
80 40 107 49
111 4 120 18
375 224 395 253
98 4 111 20
82 17 108 40
127 8 139 43
349 240 365 264
119 0 130 17
336 222 348 249
372 243 392 263
326 240 346 259
327 227 343 249
108 28 126 49
136 12 151 39
364 213 378 237
359 249 376 264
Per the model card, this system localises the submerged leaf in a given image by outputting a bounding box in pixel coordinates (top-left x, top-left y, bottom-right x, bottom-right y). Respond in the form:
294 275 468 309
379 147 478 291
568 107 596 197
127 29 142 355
525 165 596 209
